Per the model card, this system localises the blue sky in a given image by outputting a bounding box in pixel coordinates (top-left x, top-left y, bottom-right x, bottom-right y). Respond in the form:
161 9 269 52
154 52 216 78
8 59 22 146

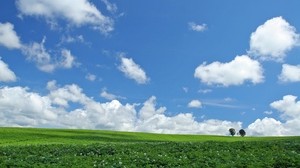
1 0 300 135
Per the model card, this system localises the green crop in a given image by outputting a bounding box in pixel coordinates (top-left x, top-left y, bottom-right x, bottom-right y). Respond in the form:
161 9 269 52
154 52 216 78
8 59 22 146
0 127 299 167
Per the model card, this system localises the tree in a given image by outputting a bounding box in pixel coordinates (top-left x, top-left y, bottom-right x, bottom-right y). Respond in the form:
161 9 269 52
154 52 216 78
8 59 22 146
239 129 246 137
229 128 236 136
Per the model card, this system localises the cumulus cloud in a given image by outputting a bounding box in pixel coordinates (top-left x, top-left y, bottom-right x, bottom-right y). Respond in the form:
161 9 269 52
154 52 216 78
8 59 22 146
247 95 300 136
4 83 300 136
21 37 76 72
0 58 17 82
0 22 22 49
270 95 300 120
138 96 166 121
118 56 150 84
278 64 300 82
247 117 286 136
136 96 241 134
0 82 241 135
189 22 207 32
0 86 59 127
16 0 114 34
188 100 202 108
194 55 264 86
249 16 300 62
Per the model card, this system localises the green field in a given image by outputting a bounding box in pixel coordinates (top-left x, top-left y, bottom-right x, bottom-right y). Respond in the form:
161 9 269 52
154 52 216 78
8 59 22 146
0 127 300 167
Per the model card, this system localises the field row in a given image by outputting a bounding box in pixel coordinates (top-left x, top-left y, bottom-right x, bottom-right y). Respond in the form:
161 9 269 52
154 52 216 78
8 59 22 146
1 141 300 167
0 127 297 146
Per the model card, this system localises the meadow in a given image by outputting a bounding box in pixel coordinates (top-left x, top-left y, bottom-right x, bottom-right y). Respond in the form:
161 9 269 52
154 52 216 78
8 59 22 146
0 127 300 167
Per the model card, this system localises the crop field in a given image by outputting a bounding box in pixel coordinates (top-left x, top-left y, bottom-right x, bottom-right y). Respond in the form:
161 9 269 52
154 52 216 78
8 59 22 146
0 127 300 167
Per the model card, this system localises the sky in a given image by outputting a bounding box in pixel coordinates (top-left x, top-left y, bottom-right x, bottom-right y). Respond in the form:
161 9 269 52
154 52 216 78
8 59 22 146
1 0 300 136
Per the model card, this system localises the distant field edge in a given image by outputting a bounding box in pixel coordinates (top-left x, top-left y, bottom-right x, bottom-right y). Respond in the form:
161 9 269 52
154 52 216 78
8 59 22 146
0 127 299 146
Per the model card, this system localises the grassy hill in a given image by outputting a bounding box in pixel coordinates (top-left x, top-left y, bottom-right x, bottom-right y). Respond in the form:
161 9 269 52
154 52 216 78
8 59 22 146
1 127 300 167
1 127 298 146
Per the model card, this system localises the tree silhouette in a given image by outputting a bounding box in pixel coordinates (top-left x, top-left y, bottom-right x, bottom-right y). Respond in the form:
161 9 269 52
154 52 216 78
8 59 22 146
239 129 246 137
229 128 236 136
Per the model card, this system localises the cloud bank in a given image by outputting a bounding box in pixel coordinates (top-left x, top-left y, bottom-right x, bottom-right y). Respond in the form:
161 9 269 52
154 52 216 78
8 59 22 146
1 81 299 136
247 95 300 136
0 82 242 135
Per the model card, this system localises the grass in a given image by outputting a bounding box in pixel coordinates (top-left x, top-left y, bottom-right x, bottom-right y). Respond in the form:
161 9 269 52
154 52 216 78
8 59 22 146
0 127 299 146
1 127 300 167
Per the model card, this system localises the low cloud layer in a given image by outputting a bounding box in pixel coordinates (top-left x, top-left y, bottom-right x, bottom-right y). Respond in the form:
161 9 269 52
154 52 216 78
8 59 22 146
1 81 300 136
0 81 241 135
247 95 300 136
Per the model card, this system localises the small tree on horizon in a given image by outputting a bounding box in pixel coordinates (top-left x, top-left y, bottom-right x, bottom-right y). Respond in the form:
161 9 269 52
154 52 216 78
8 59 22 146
239 129 246 137
229 128 236 136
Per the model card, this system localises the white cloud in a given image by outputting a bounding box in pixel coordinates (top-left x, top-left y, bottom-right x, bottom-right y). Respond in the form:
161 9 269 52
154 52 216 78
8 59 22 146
101 0 117 14
0 22 22 49
247 117 286 136
59 35 85 44
60 49 76 69
264 111 273 115
22 37 77 72
249 16 299 62
188 100 202 108
136 96 241 134
247 95 300 136
194 55 264 86
0 82 242 135
270 95 300 120
85 73 96 81
278 64 300 82
0 86 58 127
3 82 300 136
16 0 114 34
139 96 166 121
21 37 55 72
118 56 150 84
46 80 57 90
100 88 125 100
0 58 17 82
182 87 188 93
189 22 207 32
198 89 212 94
